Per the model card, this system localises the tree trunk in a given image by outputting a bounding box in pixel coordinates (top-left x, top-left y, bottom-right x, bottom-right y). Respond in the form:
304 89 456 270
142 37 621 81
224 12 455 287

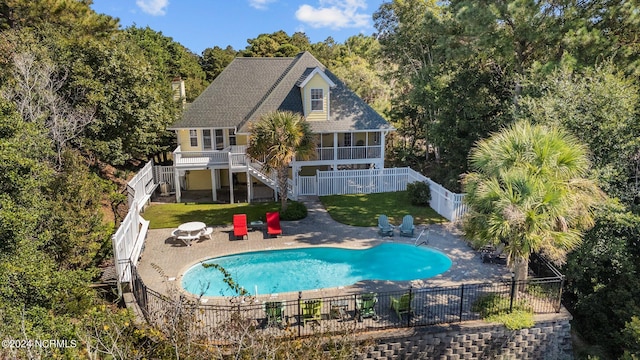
513 255 529 296
513 255 528 282
277 166 288 212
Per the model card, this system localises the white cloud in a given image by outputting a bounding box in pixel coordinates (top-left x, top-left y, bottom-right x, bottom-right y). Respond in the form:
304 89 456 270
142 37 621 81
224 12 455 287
249 0 276 10
136 0 169 16
295 0 371 29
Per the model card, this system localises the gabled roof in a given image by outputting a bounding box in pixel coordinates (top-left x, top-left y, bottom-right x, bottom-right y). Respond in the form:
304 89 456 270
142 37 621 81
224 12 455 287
297 67 336 88
170 52 392 133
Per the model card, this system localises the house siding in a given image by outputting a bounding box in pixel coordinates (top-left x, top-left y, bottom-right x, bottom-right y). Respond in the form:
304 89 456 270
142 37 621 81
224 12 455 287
235 134 248 146
178 129 200 151
302 74 329 121
186 170 211 190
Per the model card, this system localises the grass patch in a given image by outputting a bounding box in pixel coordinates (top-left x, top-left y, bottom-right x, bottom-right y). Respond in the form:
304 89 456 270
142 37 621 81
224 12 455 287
471 293 534 330
142 202 281 229
319 191 446 227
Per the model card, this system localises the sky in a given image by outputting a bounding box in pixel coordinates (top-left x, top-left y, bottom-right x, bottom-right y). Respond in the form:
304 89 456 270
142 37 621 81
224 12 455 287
90 0 387 55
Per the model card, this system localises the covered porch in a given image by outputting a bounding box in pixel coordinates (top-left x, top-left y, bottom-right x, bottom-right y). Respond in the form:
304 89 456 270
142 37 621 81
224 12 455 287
171 165 277 204
169 186 275 204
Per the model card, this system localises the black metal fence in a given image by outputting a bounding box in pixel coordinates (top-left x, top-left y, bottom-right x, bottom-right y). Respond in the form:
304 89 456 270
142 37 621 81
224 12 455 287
129 259 564 339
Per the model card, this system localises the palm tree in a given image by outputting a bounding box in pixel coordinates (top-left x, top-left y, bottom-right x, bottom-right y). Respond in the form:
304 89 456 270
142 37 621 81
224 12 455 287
247 111 315 211
462 121 604 282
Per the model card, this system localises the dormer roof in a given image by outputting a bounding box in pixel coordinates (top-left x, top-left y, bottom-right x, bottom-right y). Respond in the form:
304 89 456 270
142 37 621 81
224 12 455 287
296 67 336 88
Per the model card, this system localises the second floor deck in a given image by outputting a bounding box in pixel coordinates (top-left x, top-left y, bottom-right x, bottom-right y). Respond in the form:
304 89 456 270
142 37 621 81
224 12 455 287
173 144 383 168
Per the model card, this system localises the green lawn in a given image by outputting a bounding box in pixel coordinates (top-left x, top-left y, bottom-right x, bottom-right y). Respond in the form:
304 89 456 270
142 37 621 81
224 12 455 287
142 191 446 229
319 191 446 227
143 202 280 229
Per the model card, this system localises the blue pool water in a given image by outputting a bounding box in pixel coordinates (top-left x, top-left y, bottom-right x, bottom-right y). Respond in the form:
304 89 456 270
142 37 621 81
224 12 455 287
182 243 452 296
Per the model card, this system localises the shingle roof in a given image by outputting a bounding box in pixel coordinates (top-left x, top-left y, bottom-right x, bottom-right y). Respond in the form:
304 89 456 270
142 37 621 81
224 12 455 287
170 52 392 133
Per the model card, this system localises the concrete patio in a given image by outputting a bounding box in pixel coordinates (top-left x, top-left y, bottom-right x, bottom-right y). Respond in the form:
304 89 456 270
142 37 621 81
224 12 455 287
136 197 512 304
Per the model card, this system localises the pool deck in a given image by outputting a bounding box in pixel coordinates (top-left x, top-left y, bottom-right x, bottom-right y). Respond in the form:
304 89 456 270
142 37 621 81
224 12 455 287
137 198 511 303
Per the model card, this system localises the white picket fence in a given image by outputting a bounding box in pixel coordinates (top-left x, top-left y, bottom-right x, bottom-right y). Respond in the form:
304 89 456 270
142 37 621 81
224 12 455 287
406 169 468 222
126 161 156 211
112 161 155 284
153 165 467 222
153 165 175 192
112 200 149 283
300 167 467 222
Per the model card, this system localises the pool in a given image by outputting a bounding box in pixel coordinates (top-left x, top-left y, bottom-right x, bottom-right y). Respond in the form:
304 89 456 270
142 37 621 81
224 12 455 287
182 243 452 297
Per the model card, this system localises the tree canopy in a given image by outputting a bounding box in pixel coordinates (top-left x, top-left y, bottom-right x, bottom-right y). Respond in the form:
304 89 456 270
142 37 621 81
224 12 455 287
247 111 315 211
463 121 604 281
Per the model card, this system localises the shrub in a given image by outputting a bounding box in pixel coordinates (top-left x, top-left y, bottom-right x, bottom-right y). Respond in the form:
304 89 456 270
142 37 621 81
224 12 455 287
406 181 431 206
472 293 534 330
280 201 307 220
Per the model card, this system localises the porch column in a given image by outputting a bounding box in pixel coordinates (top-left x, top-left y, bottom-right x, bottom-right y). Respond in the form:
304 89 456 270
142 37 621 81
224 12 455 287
228 170 235 203
247 170 252 204
380 131 387 169
291 163 298 200
333 132 338 162
210 168 217 202
174 167 181 202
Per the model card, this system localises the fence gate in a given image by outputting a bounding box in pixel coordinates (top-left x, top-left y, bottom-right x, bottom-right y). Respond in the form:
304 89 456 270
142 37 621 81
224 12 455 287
297 175 317 196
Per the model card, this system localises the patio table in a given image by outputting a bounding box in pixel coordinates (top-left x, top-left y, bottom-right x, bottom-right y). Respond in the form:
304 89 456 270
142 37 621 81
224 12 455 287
177 221 206 246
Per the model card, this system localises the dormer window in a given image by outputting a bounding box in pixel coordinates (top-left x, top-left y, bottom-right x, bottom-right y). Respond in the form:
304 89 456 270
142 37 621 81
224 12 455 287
311 89 323 111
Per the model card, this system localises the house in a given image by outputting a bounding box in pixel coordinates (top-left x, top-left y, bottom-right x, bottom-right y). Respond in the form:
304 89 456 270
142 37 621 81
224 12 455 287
168 51 394 203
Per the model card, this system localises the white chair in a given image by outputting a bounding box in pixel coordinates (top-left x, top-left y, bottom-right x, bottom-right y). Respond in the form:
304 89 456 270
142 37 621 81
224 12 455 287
200 227 213 240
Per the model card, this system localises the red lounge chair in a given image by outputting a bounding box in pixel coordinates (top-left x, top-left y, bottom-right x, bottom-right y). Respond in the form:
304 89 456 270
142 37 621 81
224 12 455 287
266 212 282 237
233 214 248 239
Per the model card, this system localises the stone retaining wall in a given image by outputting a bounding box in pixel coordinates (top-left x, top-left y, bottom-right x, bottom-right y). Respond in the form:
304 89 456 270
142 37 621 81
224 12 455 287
357 309 573 359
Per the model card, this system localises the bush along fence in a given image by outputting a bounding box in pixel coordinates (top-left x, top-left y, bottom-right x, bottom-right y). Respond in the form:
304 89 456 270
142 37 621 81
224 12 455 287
129 259 564 340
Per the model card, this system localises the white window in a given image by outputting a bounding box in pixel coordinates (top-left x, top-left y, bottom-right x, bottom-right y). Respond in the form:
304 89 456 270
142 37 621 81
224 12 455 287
311 88 323 111
202 129 226 150
202 129 212 149
189 130 198 147
215 129 224 150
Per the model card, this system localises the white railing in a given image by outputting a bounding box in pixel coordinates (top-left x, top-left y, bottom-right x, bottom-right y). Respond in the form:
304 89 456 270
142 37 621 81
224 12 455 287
248 162 277 190
404 169 468 221
113 161 157 285
153 165 175 192
422 177 467 222
112 200 149 283
316 168 409 196
173 145 249 168
297 175 317 196
151 162 467 221
337 146 381 160
315 146 382 160
316 148 334 160
230 153 247 167
307 167 466 221
126 160 156 210
173 145 229 166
